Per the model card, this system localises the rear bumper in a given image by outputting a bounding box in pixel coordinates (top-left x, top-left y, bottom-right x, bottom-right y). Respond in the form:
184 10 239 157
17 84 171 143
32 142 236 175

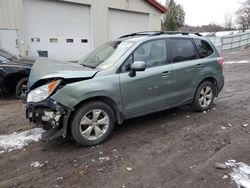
217 75 225 94
25 98 71 140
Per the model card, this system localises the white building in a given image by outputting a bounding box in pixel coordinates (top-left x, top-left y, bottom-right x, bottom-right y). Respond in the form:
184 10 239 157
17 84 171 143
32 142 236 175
0 0 167 61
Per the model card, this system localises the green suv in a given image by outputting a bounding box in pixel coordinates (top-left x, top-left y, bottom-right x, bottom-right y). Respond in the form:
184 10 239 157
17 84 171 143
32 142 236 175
24 31 224 146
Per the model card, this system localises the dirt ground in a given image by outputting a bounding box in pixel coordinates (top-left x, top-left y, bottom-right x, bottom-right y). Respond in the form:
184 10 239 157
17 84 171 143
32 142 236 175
0 49 250 188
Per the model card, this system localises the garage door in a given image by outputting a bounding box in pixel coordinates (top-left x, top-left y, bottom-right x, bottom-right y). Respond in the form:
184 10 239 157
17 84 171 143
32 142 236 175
109 9 149 40
0 29 19 55
23 0 92 61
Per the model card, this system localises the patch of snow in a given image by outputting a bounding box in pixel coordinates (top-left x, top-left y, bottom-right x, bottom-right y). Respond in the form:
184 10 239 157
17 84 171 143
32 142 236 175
57 177 63 180
216 31 235 37
99 156 110 161
31 161 41 168
225 160 250 188
0 128 45 153
223 175 229 179
126 167 133 171
226 60 249 64
243 124 249 128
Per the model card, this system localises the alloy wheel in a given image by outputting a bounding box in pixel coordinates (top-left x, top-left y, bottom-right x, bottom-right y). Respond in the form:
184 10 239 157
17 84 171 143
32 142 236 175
199 85 213 108
79 109 109 140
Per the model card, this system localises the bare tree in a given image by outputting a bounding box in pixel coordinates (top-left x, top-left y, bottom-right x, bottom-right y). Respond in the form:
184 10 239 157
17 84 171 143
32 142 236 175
224 12 234 30
236 0 250 31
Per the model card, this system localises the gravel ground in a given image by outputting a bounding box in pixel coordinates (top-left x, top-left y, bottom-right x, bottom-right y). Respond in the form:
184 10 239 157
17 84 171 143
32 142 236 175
0 49 250 188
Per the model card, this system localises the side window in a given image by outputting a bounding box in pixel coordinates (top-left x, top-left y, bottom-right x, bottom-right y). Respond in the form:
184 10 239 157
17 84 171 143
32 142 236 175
170 38 197 63
135 39 167 68
121 55 133 72
120 39 167 72
194 39 213 58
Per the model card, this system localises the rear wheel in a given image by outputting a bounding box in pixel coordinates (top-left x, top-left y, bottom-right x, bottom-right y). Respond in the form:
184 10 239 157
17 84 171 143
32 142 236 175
71 101 115 146
192 81 215 112
16 77 28 97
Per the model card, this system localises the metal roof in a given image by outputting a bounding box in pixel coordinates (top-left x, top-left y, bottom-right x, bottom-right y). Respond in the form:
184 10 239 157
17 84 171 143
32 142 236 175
145 0 168 13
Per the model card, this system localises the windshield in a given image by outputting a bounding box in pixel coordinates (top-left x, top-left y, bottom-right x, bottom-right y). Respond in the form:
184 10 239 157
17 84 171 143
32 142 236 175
0 49 17 60
78 40 136 69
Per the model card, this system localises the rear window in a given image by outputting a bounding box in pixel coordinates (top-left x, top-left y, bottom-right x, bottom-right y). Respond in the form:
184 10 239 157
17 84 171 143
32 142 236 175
169 38 197 63
194 39 213 58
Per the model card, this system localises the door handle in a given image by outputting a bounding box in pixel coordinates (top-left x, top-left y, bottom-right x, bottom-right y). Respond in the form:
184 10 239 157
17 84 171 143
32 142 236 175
161 71 171 77
195 64 203 68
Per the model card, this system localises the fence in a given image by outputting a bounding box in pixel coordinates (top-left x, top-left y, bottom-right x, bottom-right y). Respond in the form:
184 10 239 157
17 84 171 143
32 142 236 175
207 31 250 51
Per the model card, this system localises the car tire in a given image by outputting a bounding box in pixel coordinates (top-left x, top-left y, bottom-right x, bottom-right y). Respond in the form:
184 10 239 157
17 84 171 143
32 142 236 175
16 77 28 97
192 81 215 112
71 101 115 146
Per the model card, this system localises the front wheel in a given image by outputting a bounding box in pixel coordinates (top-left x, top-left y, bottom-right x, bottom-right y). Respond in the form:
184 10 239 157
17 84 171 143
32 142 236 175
192 81 215 112
71 101 115 146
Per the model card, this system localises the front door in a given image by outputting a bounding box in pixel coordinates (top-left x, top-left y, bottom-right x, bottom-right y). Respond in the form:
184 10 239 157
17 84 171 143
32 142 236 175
119 39 172 118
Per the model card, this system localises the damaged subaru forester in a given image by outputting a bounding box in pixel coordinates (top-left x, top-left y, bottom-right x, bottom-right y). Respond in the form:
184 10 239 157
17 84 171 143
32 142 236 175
23 31 224 146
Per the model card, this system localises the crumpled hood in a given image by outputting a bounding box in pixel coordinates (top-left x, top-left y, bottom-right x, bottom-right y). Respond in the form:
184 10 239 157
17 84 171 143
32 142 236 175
29 58 98 87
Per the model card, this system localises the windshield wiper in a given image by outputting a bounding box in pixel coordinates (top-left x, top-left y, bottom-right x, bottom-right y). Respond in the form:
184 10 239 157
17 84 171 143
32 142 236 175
81 64 95 69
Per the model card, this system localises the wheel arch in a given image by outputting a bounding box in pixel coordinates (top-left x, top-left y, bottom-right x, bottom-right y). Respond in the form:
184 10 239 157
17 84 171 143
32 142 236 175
196 77 219 97
69 96 123 126
3 73 28 94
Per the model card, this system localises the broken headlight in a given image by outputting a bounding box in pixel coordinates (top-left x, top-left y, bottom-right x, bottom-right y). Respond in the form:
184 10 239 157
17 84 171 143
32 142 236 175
27 80 61 103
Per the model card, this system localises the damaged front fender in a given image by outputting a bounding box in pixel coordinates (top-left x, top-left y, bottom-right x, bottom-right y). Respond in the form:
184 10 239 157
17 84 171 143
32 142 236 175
51 75 122 110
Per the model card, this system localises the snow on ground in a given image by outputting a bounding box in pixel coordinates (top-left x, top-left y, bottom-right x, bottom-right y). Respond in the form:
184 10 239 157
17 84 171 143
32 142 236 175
226 60 249 64
0 128 45 153
225 160 250 188
31 161 42 168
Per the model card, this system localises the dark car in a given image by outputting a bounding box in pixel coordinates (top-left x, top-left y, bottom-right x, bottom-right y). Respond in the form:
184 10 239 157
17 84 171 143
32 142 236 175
0 49 35 96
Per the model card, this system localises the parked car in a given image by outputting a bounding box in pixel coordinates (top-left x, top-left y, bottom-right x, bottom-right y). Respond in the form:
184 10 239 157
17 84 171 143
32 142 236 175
0 49 35 96
24 31 224 146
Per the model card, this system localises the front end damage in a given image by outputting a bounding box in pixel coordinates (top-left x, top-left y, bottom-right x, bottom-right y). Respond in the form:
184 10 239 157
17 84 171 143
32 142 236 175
26 98 71 141
22 58 99 141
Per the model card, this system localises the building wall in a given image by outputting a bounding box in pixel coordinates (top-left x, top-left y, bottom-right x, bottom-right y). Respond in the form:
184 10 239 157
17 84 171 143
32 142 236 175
0 0 162 56
0 0 27 55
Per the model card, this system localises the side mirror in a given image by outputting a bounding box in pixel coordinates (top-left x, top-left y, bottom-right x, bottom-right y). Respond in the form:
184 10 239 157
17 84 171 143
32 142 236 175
131 61 146 71
129 61 146 77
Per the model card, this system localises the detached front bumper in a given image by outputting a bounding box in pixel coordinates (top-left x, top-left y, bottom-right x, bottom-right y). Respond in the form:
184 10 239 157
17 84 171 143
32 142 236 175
25 98 71 141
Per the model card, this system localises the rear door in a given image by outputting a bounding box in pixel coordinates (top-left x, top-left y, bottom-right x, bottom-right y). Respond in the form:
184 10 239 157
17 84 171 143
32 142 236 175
169 38 202 106
119 39 172 118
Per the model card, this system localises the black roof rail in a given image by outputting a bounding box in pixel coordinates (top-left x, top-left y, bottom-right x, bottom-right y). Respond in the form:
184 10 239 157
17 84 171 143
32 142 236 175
150 31 203 37
119 31 160 38
119 31 202 38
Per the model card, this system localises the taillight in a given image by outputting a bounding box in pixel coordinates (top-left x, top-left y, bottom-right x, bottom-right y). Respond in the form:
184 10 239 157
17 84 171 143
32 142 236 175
217 57 224 68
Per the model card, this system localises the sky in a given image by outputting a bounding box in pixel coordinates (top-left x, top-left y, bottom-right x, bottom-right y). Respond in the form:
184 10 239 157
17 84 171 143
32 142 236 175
157 0 242 26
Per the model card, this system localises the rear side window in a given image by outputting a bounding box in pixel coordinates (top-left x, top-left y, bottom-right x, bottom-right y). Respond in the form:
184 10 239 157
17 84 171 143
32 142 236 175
169 38 197 63
194 39 213 58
